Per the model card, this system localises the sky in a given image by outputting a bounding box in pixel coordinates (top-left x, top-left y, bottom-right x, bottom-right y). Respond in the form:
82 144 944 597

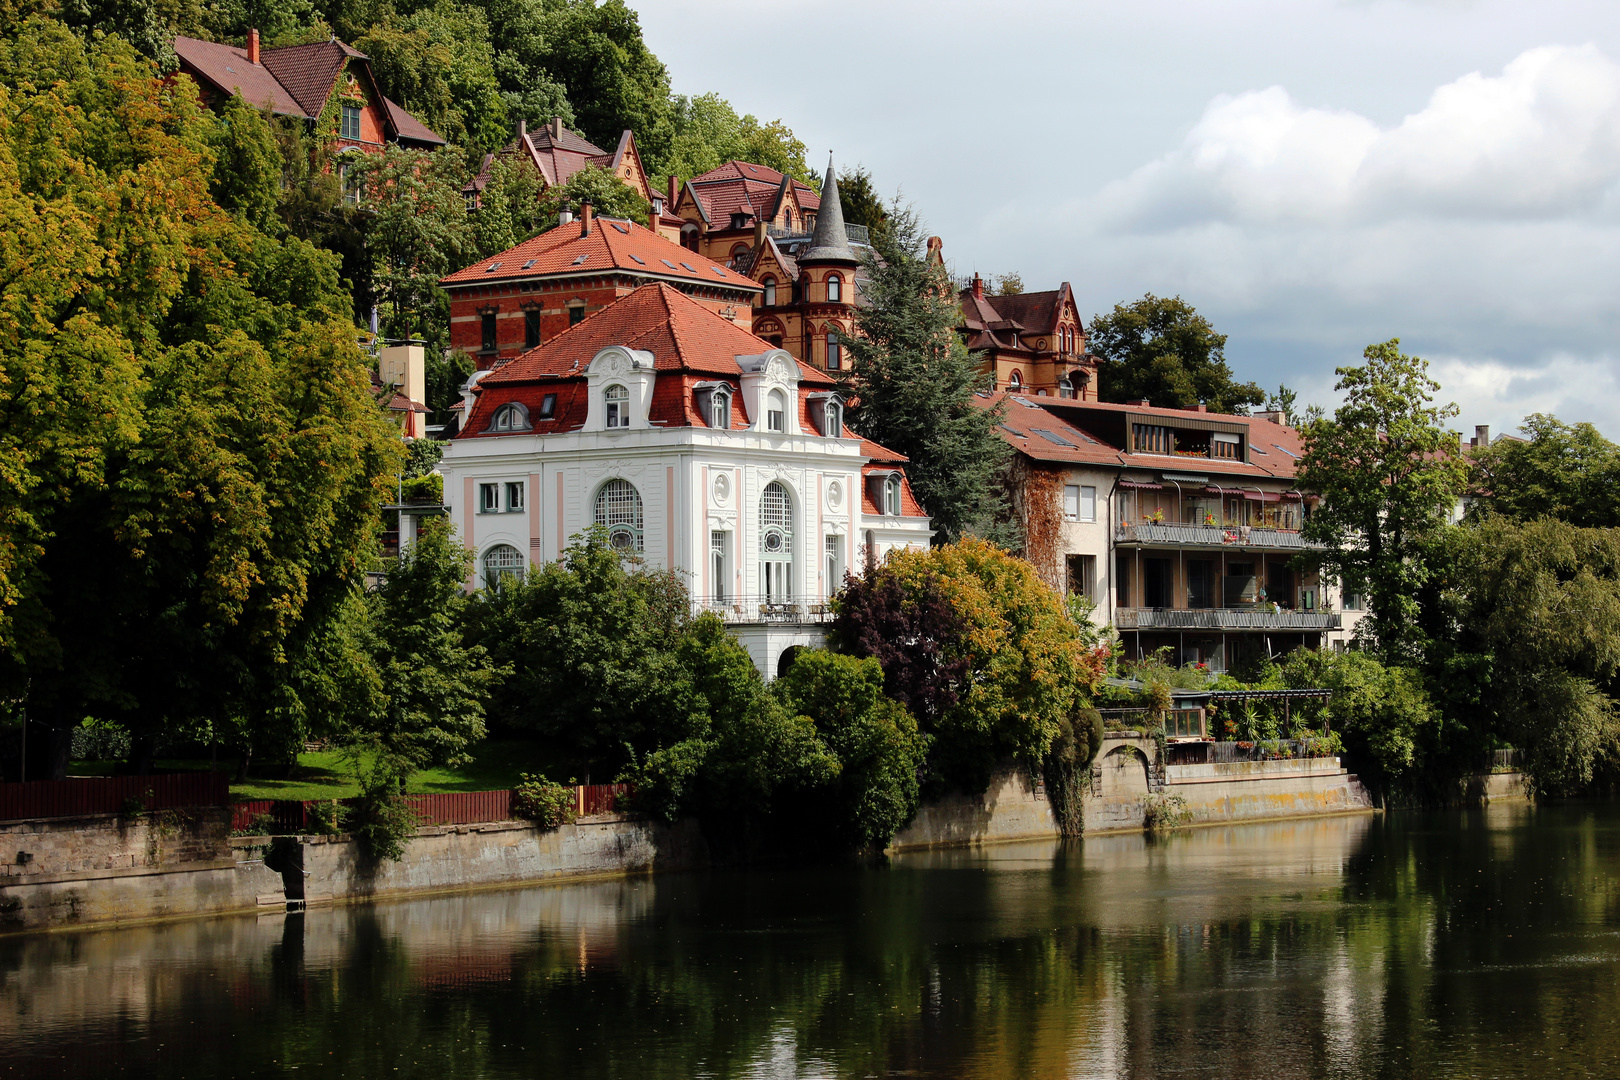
636 0 1620 439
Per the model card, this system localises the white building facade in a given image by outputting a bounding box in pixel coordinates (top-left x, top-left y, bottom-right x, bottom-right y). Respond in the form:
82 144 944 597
439 283 931 676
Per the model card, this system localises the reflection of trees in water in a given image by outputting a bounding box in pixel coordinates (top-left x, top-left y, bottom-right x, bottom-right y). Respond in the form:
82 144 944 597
7 808 1620 1078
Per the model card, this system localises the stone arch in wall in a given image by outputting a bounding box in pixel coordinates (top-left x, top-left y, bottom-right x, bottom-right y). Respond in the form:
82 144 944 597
1098 744 1152 798
777 645 805 679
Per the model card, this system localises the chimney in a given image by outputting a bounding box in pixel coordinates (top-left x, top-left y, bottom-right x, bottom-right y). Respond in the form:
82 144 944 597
549 116 564 140
557 206 573 226
248 28 260 65
1474 424 1490 449
1130 398 1151 407
1187 403 1207 413
580 201 593 237
753 218 766 250
970 273 984 300
668 175 679 209
516 118 526 142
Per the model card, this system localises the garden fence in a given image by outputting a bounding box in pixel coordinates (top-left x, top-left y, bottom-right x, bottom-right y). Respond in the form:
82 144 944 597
0 772 229 821
230 784 630 834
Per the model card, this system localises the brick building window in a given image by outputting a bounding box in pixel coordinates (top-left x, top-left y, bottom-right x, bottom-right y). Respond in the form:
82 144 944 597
481 312 497 352
569 304 585 326
762 276 776 306
826 332 842 371
524 309 541 349
826 274 842 302
341 104 362 140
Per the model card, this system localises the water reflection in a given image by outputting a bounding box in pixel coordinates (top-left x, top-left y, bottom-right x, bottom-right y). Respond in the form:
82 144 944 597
3 806 1619 1078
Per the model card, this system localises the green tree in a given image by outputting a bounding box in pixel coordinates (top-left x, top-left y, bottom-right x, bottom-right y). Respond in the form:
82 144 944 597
533 162 650 228
1266 384 1300 427
838 538 1103 795
1447 518 1620 794
772 650 928 850
659 92 812 185
353 144 470 354
836 165 887 240
1088 293 1262 413
842 201 1010 544
1467 413 1620 528
1279 648 1440 793
1297 340 1467 662
357 519 497 770
206 94 285 232
471 153 545 258
355 0 509 156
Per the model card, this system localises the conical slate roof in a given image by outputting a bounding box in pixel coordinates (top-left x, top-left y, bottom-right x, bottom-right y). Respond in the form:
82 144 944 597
799 158 860 264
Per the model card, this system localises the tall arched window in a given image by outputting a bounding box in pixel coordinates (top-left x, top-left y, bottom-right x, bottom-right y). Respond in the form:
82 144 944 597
1007 371 1023 392
759 481 793 602
604 384 628 428
482 544 525 587
595 479 644 552
826 273 842 302
709 388 730 429
884 476 902 516
826 332 842 371
762 276 777 307
766 389 787 433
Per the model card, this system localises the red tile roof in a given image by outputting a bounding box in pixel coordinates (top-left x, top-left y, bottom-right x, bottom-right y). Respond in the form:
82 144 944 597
979 392 1308 482
441 217 762 294
689 161 821 210
172 34 442 144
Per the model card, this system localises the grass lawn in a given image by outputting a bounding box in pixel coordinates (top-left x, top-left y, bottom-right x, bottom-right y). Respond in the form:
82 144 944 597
67 739 576 802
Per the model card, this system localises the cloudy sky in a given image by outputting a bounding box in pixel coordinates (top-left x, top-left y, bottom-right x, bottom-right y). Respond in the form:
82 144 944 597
638 0 1620 437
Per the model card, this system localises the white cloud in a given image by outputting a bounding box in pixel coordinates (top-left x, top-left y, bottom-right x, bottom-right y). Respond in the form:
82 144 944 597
1101 44 1620 229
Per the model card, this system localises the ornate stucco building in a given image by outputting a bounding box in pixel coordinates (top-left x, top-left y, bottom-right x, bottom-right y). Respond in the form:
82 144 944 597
439 282 931 676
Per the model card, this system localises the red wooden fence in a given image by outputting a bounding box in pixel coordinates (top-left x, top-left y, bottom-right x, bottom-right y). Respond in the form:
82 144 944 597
229 785 631 834
0 772 229 821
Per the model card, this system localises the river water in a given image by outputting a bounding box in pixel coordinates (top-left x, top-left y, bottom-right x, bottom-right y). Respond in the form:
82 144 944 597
4 804 1619 1079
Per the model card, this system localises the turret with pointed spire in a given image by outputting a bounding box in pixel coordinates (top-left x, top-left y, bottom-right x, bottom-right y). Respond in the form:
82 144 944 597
799 156 860 265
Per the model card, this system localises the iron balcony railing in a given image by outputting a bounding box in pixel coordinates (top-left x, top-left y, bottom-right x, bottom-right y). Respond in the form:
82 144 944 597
1115 522 1325 550
1116 607 1342 631
1165 740 1339 766
692 595 836 624
764 223 869 244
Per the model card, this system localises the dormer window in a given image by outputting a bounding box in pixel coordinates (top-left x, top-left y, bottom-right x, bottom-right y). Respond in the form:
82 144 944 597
762 276 777 307
824 401 842 437
826 273 842 303
766 389 786 433
710 388 730 429
538 393 556 419
605 384 628 428
487 402 530 432
884 476 902 516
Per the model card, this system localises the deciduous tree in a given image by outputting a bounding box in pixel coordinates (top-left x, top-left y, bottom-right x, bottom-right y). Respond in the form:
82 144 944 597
1089 293 1262 413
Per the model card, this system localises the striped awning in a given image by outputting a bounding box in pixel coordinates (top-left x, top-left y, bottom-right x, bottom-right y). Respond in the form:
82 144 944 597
1119 479 1163 490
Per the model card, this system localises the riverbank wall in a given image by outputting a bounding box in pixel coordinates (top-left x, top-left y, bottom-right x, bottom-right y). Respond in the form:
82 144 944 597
0 809 704 935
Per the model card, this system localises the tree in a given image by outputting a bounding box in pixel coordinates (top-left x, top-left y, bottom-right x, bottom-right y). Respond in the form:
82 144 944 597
771 650 928 851
831 568 969 728
1089 293 1262 413
992 272 1023 297
659 92 812 186
355 1 509 156
836 165 887 240
1279 648 1440 794
207 94 285 232
471 154 545 259
842 201 1010 544
1297 340 1467 662
533 163 650 229
1266 384 1300 427
1447 518 1620 795
836 538 1103 795
1467 414 1620 528
353 145 471 355
357 519 497 771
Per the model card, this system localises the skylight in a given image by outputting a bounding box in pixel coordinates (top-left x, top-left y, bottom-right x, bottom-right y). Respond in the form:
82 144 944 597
629 254 646 265
661 259 677 269
679 262 696 272
610 222 628 234
711 267 727 276
1273 444 1299 459
1032 428 1076 448
999 424 1026 438
521 259 535 269
486 262 501 271
571 254 587 265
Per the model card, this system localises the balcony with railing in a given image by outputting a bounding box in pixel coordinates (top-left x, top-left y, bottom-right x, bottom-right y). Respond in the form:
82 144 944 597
692 596 836 624
1115 522 1324 550
765 223 869 245
1116 607 1341 631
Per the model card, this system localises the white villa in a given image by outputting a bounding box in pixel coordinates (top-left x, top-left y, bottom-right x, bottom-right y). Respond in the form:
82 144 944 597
437 282 932 676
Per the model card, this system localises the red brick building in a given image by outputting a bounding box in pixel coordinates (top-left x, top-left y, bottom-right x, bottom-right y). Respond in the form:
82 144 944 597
958 276 1097 398
464 117 655 213
173 31 442 152
440 206 762 369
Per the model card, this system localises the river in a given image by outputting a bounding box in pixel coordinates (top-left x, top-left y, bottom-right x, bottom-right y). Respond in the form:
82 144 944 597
3 804 1618 1078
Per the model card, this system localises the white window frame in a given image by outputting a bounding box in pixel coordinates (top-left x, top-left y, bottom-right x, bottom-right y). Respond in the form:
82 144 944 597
594 478 644 552
884 476 902 517
604 384 629 429
826 274 842 302
479 483 499 514
710 390 730 429
760 482 794 602
762 276 776 307
1063 485 1081 521
711 530 729 604
505 481 524 513
1080 485 1096 522
766 389 786 433
482 544 524 587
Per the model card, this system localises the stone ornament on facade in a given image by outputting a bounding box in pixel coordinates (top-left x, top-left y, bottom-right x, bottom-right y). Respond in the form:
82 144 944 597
712 471 731 507
826 479 843 511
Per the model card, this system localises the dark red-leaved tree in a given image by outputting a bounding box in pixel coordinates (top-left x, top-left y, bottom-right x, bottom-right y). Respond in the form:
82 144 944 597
831 567 969 727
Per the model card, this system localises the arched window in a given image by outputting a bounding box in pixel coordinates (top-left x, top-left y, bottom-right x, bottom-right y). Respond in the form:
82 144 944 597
823 401 843 438
826 332 842 371
482 544 524 587
762 276 776 307
487 403 530 432
1007 371 1023 393
766 389 787 433
760 481 793 602
730 243 749 267
826 273 842 302
884 476 903 517
595 479 644 552
709 388 730 429
604 384 628 428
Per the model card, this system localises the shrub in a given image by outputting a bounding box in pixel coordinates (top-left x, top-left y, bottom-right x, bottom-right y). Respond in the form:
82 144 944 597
232 812 278 837
348 760 420 862
512 773 578 829
1044 705 1104 836
1141 792 1193 832
306 800 344 836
